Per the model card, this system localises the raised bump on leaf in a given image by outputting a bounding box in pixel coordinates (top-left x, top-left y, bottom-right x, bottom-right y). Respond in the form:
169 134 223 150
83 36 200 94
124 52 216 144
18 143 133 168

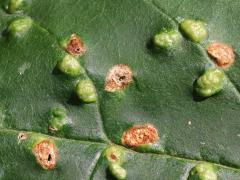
7 17 33 37
48 107 68 132
4 0 23 13
75 79 97 103
180 19 207 43
195 68 225 97
188 163 217 180
109 163 127 180
57 54 85 76
153 30 181 48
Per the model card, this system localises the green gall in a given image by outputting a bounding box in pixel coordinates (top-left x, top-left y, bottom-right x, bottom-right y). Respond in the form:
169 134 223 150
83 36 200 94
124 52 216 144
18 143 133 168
109 163 127 180
4 0 27 13
105 146 125 165
75 79 97 103
7 17 33 37
58 55 85 76
180 19 207 43
188 163 217 180
153 30 181 48
48 107 68 132
195 68 225 97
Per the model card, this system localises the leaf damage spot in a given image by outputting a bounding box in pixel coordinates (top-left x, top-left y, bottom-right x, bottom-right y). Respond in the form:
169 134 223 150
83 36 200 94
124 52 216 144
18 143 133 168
105 64 133 92
121 124 159 147
17 132 28 141
32 140 57 170
65 34 86 56
207 43 235 68
105 146 124 164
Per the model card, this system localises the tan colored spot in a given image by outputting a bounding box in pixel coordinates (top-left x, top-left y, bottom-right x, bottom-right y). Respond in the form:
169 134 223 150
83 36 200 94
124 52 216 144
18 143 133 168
207 43 235 68
105 64 133 92
17 132 28 141
66 33 86 56
32 140 57 170
121 124 159 147
48 126 57 132
110 153 117 161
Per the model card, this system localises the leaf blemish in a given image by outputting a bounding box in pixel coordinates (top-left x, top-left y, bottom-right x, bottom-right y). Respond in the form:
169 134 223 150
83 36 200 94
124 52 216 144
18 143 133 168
105 64 133 92
121 124 159 147
207 43 235 68
66 33 86 56
32 140 57 170
17 132 27 141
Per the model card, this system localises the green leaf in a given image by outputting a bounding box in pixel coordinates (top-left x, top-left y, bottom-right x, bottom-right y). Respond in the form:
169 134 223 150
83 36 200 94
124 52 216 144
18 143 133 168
0 0 240 179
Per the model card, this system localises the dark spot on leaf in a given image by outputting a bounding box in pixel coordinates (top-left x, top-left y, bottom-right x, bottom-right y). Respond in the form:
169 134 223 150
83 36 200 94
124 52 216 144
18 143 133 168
48 154 52 161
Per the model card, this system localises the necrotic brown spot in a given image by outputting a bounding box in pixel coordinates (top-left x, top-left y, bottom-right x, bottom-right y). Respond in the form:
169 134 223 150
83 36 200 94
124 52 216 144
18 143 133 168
32 140 57 170
17 132 28 141
207 43 235 68
110 153 117 161
121 124 159 147
66 34 86 56
104 64 133 92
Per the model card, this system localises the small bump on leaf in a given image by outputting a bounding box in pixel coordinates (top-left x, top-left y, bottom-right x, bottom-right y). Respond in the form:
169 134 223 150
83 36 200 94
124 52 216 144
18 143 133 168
32 140 57 170
3 0 29 14
75 79 97 103
180 19 207 43
109 163 127 180
188 163 217 180
7 17 33 37
153 30 181 48
48 107 68 133
121 124 159 147
195 68 225 98
207 43 235 68
105 64 133 92
57 54 85 76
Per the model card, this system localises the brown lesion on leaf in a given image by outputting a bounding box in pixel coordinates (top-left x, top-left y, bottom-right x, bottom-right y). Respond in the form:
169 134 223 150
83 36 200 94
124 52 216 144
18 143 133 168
32 140 57 170
110 153 118 161
105 64 133 92
207 43 235 68
48 126 57 133
17 132 28 141
121 124 159 147
65 33 86 56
